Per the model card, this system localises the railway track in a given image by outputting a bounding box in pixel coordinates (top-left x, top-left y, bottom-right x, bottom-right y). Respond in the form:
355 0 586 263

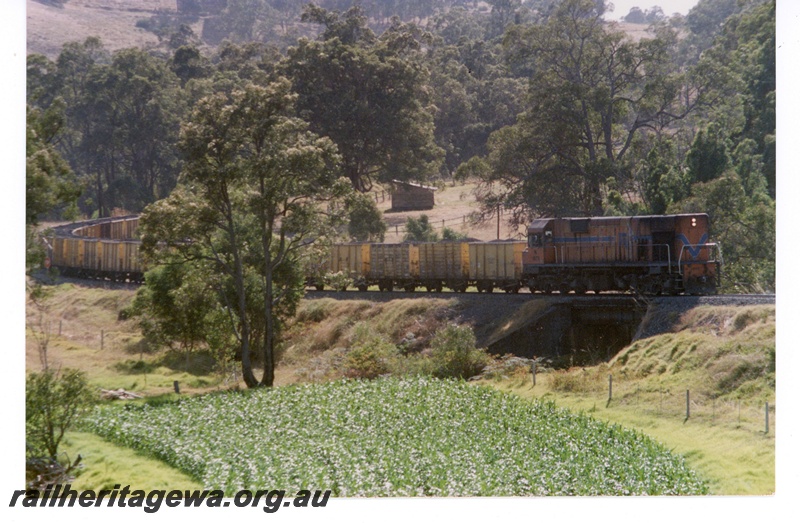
304 289 775 305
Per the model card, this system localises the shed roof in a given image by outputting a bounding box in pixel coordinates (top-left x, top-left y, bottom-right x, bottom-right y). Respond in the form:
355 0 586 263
391 180 437 191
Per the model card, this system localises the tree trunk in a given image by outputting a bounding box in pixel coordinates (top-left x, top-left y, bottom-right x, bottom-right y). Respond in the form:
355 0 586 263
260 268 275 387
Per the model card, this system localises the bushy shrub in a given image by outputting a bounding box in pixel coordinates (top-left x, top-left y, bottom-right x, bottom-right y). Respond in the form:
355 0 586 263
26 369 95 459
342 323 399 379
403 215 439 242
324 271 352 291
429 324 490 379
347 192 387 242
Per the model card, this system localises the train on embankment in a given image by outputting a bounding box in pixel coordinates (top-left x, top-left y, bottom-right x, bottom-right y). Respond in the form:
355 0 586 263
47 215 145 283
46 213 722 296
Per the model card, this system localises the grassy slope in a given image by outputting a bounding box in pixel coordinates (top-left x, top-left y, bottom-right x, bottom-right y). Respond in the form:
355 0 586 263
26 283 775 494
59 431 203 491
26 0 179 58
26 282 227 395
489 380 774 495
484 304 776 495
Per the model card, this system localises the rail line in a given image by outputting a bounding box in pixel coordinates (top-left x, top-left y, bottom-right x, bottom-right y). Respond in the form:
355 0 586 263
44 215 771 304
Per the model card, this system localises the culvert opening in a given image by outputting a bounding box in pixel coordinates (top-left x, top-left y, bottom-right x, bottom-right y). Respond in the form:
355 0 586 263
486 300 645 368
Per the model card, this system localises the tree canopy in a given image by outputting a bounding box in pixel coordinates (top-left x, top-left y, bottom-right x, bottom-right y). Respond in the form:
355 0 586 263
281 5 443 192
139 79 350 387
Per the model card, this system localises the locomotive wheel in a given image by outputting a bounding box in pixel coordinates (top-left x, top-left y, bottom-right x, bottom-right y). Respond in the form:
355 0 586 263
559 283 570 295
404 284 416 293
357 284 368 292
315 284 325 291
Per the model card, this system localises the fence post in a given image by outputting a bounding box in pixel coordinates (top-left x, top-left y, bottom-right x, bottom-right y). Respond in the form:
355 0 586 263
101 329 104 350
174 380 180 394
607 374 612 405
685 390 690 420
531 361 536 387
765 401 769 434
59 320 62 336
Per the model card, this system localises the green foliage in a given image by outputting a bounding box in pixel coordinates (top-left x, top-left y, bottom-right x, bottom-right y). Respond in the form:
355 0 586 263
129 262 217 352
639 139 690 215
85 377 708 495
342 323 399 379
686 126 730 184
323 271 352 291
25 103 80 226
140 78 350 387
403 214 439 242
441 227 467 241
479 0 699 218
429 324 490 379
28 39 184 217
346 192 387 242
282 5 443 191
26 369 96 460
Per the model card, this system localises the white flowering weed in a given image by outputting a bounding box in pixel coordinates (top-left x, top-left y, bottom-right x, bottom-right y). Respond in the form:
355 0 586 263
84 377 708 496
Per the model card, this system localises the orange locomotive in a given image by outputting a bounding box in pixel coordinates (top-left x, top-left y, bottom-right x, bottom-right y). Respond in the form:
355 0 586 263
522 213 721 295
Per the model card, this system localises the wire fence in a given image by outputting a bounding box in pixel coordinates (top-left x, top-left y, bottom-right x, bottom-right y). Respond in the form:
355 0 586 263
536 368 776 435
385 214 478 235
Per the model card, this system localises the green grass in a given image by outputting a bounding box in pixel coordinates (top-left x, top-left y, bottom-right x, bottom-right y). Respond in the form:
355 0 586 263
480 305 776 495
84 377 708 496
59 431 203 492
489 378 774 495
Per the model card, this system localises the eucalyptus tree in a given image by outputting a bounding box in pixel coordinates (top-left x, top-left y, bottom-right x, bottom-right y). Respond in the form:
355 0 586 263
475 0 715 222
140 79 350 387
282 4 442 192
35 40 185 216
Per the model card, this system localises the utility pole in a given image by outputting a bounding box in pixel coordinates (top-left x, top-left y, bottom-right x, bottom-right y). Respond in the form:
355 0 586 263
496 204 501 240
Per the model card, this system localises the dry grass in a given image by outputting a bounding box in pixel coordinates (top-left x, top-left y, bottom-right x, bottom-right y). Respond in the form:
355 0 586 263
374 181 526 242
484 304 776 494
27 0 188 58
26 281 226 395
281 297 458 381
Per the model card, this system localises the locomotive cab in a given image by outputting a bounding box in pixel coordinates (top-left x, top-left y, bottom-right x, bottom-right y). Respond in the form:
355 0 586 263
524 219 555 266
673 213 721 294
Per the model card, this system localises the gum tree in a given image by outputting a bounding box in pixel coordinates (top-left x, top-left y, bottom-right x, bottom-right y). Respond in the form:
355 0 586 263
476 0 716 220
140 79 350 387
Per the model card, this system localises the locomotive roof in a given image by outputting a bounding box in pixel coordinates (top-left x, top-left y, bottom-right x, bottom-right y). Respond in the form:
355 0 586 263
527 213 709 232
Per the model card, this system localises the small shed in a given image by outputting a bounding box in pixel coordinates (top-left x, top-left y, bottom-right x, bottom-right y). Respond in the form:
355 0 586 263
390 180 436 211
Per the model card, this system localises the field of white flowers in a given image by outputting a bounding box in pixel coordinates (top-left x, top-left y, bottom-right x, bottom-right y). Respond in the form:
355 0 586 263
84 377 708 496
